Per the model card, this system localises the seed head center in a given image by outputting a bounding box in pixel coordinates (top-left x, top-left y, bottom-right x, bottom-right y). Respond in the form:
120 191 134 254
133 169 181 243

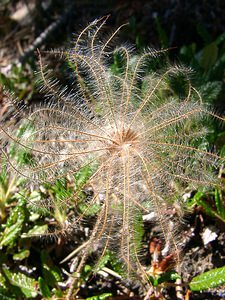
109 127 139 155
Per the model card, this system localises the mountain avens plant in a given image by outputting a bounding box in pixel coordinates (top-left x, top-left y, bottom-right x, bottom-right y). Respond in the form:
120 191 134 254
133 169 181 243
1 16 224 299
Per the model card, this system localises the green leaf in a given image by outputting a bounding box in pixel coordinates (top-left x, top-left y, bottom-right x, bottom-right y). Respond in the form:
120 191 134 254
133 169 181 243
38 277 51 298
79 202 101 216
157 270 180 285
190 191 215 217
148 276 158 287
80 264 92 281
154 16 168 48
199 81 222 103
199 42 218 71
107 251 124 277
0 200 26 248
133 210 144 252
214 189 225 220
190 266 225 291
215 32 225 45
0 223 22 248
179 43 197 64
9 121 35 166
22 224 48 238
48 178 72 201
13 249 30 261
3 268 38 298
85 293 112 300
5 197 26 227
52 287 63 297
0 272 7 288
149 271 180 286
41 251 62 287
75 165 95 191
94 253 110 272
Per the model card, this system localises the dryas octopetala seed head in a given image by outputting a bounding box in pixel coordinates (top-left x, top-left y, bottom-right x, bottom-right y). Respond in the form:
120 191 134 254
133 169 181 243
1 16 224 287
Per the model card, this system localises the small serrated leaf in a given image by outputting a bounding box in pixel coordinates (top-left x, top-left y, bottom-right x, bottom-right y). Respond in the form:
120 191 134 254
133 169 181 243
0 220 24 248
190 266 225 291
13 249 30 261
38 277 51 298
22 224 48 238
3 268 38 298
0 197 26 248
5 199 26 227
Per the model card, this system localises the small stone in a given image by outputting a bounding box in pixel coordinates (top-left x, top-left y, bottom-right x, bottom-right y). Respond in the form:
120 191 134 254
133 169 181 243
202 227 218 245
